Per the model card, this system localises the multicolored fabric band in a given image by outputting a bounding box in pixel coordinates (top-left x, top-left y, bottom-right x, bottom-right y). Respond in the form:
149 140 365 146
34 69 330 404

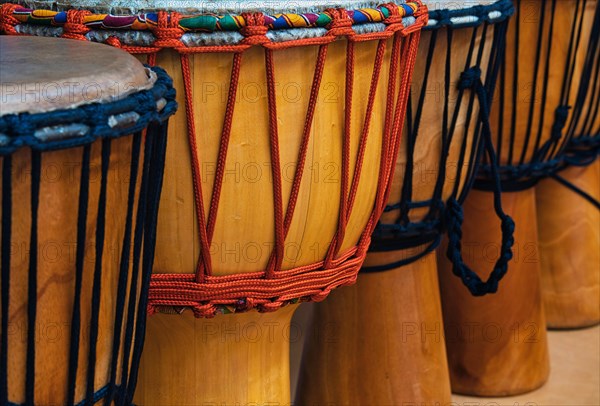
5 2 419 32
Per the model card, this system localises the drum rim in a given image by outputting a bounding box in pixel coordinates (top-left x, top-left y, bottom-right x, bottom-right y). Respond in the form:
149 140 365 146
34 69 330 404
425 0 514 30
0 66 176 154
0 1 425 45
0 1 422 32
6 0 413 15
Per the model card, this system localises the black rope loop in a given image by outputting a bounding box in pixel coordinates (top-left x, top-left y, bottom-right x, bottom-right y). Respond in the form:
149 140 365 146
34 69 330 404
444 64 515 295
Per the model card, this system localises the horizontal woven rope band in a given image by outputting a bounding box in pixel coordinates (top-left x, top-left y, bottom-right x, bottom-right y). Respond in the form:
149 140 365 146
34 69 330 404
3 2 428 315
3 2 419 32
564 134 600 166
475 132 600 191
148 246 366 318
0 67 176 154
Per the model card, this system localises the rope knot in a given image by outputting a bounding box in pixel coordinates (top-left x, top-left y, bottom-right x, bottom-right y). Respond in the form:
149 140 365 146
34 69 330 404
62 9 92 40
151 11 184 48
472 5 489 22
550 105 571 140
435 9 452 27
147 304 157 316
0 3 20 35
458 67 482 90
241 12 269 45
325 8 355 37
193 304 218 318
382 3 403 27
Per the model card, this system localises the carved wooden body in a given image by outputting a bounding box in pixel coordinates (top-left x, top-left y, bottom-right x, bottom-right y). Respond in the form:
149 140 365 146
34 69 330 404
0 36 155 405
536 160 600 329
437 0 598 395
134 35 398 405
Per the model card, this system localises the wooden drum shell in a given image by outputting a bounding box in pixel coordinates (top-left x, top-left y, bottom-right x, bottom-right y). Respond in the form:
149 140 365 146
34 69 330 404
133 29 413 405
536 160 600 329
149 40 387 276
436 0 599 395
0 36 175 406
2 139 146 404
296 8 504 405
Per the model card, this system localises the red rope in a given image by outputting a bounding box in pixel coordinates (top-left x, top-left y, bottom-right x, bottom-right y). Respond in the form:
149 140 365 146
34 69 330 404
0 3 19 35
205 53 242 244
265 44 329 273
346 39 388 224
373 33 402 222
61 9 91 41
324 39 354 268
0 1 429 316
151 8 427 315
148 246 363 318
264 48 286 278
180 54 213 281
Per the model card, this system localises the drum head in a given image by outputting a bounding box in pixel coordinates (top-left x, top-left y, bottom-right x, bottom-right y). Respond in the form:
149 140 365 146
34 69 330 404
0 36 153 115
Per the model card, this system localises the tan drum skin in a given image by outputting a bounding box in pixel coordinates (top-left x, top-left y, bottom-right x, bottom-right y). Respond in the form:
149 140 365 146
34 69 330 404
437 0 598 395
133 36 400 405
294 15 497 405
0 36 152 405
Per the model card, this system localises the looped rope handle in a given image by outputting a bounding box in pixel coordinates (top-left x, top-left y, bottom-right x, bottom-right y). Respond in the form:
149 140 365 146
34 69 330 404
444 66 515 296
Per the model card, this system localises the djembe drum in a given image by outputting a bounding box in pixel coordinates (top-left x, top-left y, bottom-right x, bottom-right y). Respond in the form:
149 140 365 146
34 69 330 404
0 36 176 405
0 1 429 403
535 0 599 329
296 1 514 404
437 0 598 396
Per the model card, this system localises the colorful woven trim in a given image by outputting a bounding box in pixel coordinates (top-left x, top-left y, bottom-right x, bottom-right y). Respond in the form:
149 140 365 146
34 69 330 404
6 2 419 32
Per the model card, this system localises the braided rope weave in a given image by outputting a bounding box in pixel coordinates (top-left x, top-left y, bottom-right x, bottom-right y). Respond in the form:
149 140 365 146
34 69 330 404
1 1 429 317
476 0 600 192
366 0 515 297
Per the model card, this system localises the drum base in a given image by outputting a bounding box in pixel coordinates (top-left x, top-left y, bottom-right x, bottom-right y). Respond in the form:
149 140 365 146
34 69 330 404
437 189 550 396
133 304 298 405
536 160 600 329
296 250 451 405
